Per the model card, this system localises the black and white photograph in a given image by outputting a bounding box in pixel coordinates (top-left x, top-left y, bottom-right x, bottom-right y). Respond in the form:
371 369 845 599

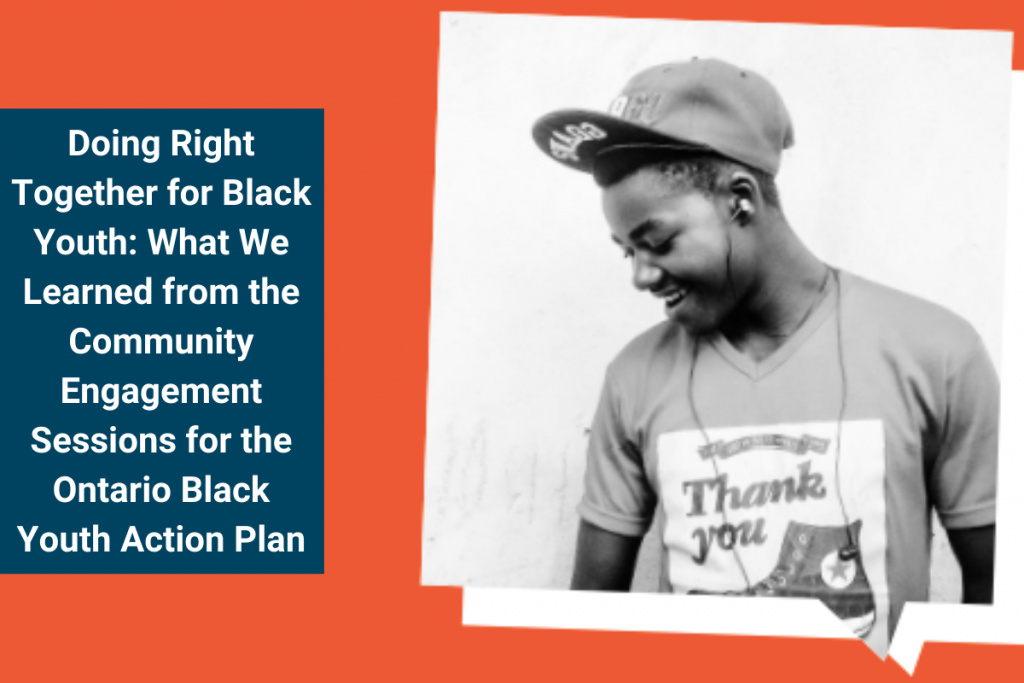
423 13 1011 658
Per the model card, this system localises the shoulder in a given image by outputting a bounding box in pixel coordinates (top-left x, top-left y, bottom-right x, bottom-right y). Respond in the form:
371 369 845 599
602 319 692 398
839 271 984 367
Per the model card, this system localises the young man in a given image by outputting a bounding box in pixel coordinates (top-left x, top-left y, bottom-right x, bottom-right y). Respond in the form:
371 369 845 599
532 58 996 649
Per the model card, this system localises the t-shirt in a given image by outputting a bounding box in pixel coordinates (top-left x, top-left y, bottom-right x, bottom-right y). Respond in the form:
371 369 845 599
579 270 999 656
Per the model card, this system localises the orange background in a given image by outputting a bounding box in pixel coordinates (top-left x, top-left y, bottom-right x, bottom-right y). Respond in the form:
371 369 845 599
0 1 1021 680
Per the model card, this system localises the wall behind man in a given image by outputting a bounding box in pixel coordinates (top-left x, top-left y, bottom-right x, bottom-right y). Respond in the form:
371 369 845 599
423 14 1010 598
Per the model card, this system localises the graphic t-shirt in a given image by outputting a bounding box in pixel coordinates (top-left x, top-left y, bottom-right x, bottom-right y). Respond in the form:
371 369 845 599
579 271 999 656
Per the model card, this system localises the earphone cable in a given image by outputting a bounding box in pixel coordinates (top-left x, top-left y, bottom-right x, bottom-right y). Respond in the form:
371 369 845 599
687 341 754 591
829 267 857 554
685 264 857 593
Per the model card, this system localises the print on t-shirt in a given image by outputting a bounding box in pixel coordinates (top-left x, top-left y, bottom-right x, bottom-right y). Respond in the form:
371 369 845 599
657 420 889 653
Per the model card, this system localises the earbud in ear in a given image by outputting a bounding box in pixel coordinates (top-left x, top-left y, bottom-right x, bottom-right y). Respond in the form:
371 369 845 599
731 198 754 222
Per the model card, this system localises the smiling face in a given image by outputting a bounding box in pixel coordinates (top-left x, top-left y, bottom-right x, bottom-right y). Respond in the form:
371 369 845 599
602 166 745 335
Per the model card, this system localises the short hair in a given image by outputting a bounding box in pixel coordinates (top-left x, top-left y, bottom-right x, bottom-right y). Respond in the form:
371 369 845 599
593 150 781 209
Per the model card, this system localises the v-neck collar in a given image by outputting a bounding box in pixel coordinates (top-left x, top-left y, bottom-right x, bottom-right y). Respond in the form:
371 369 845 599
707 269 841 381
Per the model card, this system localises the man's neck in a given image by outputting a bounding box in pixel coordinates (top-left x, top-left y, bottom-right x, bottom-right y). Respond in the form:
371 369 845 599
719 222 829 362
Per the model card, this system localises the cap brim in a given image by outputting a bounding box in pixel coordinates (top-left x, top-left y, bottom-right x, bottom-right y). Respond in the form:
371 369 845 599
532 109 714 175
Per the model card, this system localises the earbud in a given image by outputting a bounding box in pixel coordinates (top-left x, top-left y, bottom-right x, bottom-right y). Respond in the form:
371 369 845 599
731 198 754 222
839 545 859 562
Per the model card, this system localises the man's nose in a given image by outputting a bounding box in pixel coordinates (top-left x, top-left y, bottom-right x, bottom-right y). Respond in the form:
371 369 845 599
632 253 662 291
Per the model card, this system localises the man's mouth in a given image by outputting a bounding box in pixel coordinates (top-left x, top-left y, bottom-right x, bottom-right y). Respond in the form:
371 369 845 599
658 289 689 309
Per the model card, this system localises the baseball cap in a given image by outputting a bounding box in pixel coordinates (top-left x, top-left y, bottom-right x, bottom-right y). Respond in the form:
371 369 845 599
532 58 794 178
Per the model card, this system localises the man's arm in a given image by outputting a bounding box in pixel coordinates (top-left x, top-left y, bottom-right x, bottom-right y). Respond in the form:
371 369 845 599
929 334 998 604
570 519 643 591
947 524 995 603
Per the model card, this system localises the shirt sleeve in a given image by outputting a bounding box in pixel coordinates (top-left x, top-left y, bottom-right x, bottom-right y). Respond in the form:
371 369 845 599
931 336 999 530
577 370 657 537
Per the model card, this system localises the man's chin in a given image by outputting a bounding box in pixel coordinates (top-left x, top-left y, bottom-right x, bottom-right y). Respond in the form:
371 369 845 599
667 309 721 337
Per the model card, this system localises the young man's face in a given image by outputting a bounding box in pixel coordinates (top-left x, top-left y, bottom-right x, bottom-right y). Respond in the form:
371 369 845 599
601 167 740 335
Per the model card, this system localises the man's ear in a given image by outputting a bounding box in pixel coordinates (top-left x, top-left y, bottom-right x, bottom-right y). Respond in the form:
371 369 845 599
726 171 761 225
727 171 759 208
